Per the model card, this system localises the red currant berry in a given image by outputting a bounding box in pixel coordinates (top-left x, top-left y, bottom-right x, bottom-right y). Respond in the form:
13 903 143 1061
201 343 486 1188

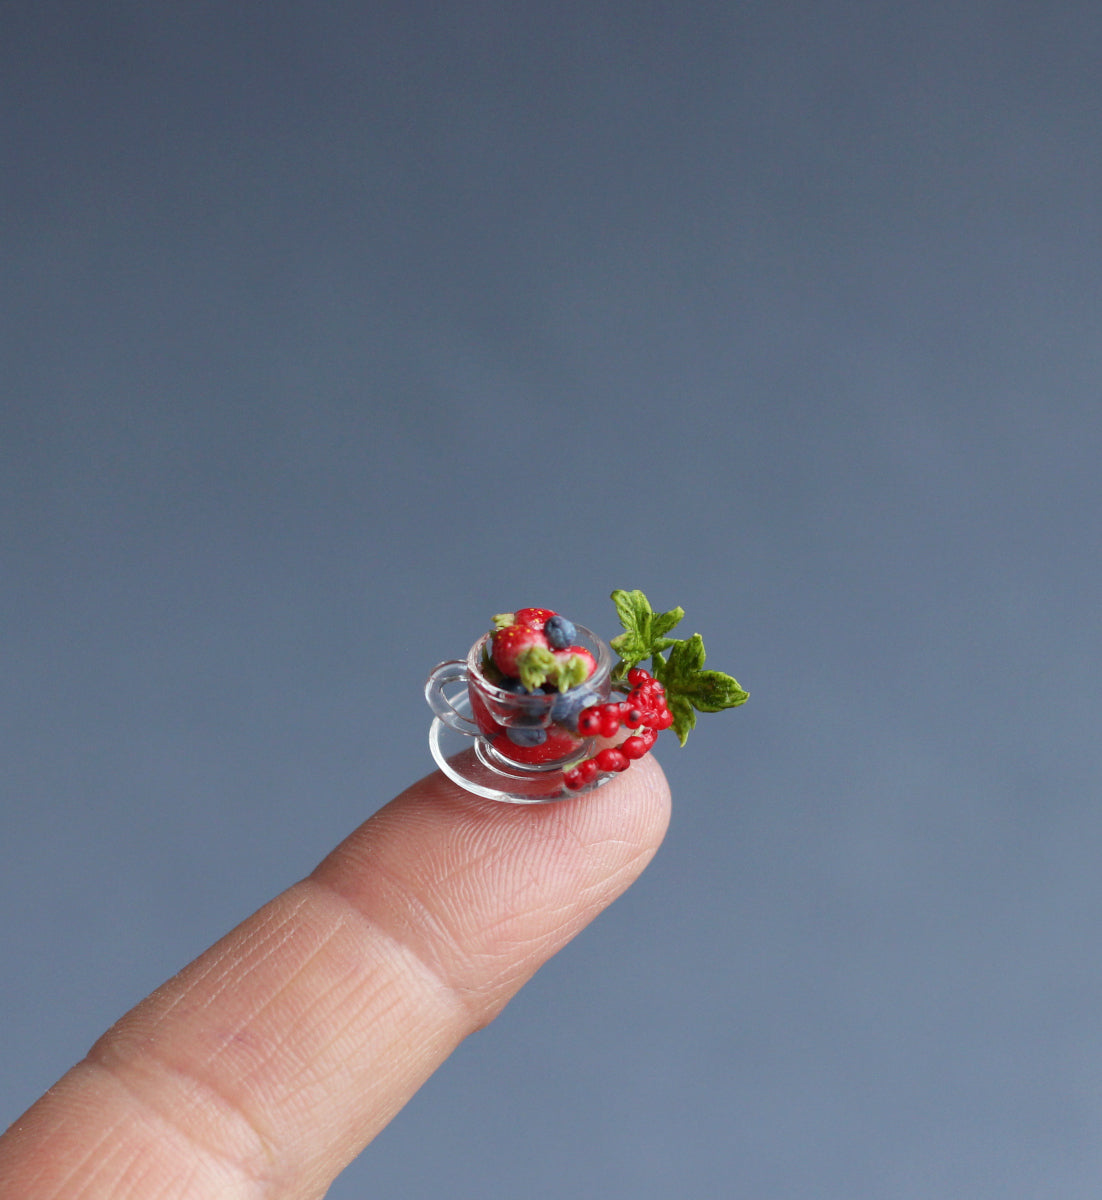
622 706 645 728
627 667 652 686
595 747 629 772
638 726 659 749
621 735 649 760
655 707 675 730
565 758 599 788
598 705 622 739
577 707 602 736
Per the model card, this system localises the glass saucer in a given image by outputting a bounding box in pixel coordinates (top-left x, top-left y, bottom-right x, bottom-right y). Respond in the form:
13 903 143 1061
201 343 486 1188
428 693 614 803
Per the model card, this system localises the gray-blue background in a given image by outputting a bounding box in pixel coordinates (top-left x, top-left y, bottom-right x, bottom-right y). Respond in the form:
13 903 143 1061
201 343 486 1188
4 4 1101 1196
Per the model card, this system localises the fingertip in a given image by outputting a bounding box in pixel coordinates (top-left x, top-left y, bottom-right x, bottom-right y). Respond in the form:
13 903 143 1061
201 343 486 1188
313 752 672 1007
365 749 671 882
549 750 671 869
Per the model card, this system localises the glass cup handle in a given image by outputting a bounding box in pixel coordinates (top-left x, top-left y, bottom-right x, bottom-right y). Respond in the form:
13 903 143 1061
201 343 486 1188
425 661 480 735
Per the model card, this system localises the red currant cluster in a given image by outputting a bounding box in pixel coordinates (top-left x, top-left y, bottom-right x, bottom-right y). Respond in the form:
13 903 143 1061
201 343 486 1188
563 668 675 790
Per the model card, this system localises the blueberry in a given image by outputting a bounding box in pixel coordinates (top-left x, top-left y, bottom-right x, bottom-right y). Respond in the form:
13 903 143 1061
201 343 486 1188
506 726 548 747
551 686 601 731
544 615 577 650
496 676 551 723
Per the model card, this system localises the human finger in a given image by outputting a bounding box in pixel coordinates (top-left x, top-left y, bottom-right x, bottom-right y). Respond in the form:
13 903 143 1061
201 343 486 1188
0 755 670 1200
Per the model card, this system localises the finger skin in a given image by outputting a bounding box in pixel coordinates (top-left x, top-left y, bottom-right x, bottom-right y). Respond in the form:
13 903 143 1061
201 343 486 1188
0 756 670 1200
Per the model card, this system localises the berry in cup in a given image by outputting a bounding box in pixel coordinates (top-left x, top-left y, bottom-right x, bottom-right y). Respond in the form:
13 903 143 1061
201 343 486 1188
475 609 607 766
440 590 749 794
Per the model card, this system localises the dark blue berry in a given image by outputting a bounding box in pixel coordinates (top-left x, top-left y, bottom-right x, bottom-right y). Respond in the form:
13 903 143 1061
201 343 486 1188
498 678 550 717
506 726 548 747
544 615 577 650
551 686 601 731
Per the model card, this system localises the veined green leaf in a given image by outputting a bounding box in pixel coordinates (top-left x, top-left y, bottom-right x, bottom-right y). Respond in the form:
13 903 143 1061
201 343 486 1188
681 670 749 712
668 695 697 746
608 588 748 747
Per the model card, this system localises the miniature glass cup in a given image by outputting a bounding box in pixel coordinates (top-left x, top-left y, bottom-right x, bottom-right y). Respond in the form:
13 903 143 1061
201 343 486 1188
425 624 614 802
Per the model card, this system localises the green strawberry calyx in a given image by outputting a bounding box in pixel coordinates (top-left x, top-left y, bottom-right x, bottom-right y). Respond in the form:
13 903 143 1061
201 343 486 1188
515 644 555 691
609 588 748 746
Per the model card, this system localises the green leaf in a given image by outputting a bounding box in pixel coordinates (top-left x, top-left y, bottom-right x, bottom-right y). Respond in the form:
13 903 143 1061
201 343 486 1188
609 589 685 677
668 694 697 746
607 588 748 747
651 607 686 640
664 632 707 679
679 670 749 712
609 629 651 672
611 589 651 635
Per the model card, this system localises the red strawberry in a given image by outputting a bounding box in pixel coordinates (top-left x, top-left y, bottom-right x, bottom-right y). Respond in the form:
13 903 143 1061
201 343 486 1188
548 645 597 691
467 685 503 737
492 623 553 683
513 607 557 629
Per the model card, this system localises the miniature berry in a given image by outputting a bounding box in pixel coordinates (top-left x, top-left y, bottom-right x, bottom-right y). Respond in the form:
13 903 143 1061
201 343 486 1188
595 747 629 773
654 707 675 730
467 685 501 738
496 676 528 694
564 722 660 786
622 705 646 728
577 706 602 736
621 735 650 760
551 685 602 731
497 724 578 765
492 623 554 686
544 614 577 649
548 645 596 691
597 703 623 739
513 607 558 629
506 726 547 748
564 757 600 789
